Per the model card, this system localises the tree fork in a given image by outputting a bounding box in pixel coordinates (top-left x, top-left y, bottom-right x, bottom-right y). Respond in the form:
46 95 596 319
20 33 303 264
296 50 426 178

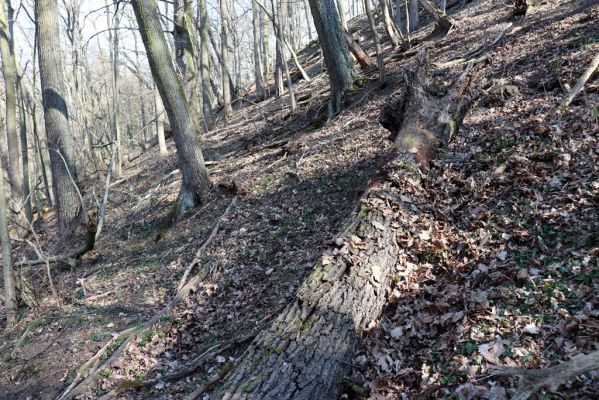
210 50 484 399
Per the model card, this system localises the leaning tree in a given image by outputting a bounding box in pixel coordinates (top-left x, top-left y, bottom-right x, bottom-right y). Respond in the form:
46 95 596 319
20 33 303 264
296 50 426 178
131 0 210 218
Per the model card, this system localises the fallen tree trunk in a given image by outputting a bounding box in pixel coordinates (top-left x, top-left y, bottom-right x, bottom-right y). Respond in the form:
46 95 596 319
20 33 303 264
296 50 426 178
210 50 483 399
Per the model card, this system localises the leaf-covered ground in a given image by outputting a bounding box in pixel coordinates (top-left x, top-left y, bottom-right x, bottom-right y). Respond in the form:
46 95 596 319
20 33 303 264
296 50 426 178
0 1 597 399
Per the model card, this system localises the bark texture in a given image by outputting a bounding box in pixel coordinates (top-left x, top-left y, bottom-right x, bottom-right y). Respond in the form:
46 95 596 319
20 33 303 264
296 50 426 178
132 0 210 218
0 151 17 327
197 0 214 129
36 0 82 235
307 0 355 115
212 50 483 400
0 1 25 221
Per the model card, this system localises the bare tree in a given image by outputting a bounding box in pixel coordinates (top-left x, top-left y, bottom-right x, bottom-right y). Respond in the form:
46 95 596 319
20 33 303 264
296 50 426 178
36 0 82 235
131 0 210 218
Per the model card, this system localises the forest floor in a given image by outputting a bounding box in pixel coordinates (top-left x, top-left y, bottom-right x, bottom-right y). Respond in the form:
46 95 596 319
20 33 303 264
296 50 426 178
0 0 598 399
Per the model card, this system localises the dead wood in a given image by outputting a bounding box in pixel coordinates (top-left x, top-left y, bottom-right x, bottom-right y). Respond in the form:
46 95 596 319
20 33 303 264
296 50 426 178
346 32 375 71
57 199 239 399
208 50 483 400
418 0 454 35
177 196 238 291
56 327 136 400
559 51 599 112
491 351 599 400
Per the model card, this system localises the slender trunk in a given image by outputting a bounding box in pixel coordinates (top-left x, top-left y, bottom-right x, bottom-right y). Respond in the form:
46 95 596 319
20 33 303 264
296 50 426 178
154 84 168 156
197 0 214 129
252 0 265 100
0 157 17 327
107 0 123 178
36 0 82 235
408 0 418 32
132 0 210 218
336 0 347 30
133 33 148 144
381 0 403 47
16 73 32 223
303 0 312 41
365 0 386 83
219 0 233 118
0 1 24 221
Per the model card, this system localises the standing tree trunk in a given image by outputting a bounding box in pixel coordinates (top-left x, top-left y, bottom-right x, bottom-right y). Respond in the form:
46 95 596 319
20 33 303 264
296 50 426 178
365 0 386 83
408 0 419 32
212 50 482 400
380 0 403 47
219 0 233 119
36 0 82 235
174 0 202 126
0 0 26 226
132 0 210 218
0 153 17 327
197 0 214 129
107 0 123 178
307 0 355 116
336 0 348 30
154 84 168 156
252 0 265 100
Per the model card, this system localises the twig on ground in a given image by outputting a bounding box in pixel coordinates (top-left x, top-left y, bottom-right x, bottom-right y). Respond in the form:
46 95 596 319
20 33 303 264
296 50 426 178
56 327 136 400
558 51 599 112
57 198 238 399
491 351 599 400
177 196 238 292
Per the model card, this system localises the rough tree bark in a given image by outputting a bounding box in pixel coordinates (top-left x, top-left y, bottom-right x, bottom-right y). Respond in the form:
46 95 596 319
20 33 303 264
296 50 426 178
174 0 202 126
365 0 386 82
252 0 265 100
197 0 214 129
132 0 210 218
219 0 233 119
0 0 26 226
36 0 82 235
211 51 483 400
0 154 17 327
307 0 355 115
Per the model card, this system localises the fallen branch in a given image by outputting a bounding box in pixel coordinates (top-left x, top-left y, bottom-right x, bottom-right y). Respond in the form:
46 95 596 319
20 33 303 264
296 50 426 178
434 23 513 68
559 51 599 112
14 212 97 268
186 365 231 400
57 200 238 399
56 327 136 400
491 351 599 400
177 196 238 292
